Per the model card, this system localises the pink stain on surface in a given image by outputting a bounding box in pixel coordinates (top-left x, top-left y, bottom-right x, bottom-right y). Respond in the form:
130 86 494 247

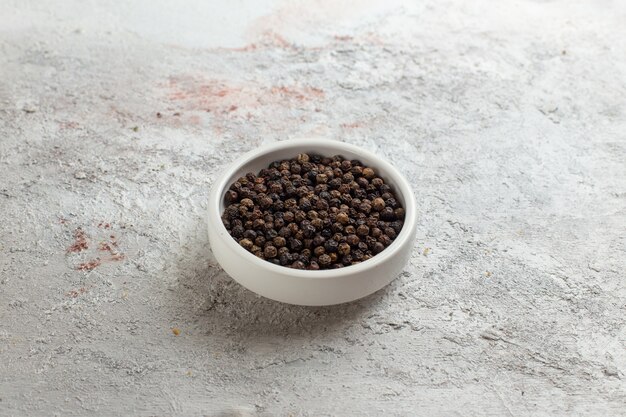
76 259 101 271
67 287 88 298
58 121 80 130
64 222 125 271
341 122 364 129
167 76 324 112
67 228 88 253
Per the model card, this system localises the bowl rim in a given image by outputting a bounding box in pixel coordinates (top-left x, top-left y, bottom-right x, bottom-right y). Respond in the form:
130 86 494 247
208 138 417 279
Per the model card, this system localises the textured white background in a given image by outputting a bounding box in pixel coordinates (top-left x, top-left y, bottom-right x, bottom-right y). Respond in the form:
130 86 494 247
1 0 625 415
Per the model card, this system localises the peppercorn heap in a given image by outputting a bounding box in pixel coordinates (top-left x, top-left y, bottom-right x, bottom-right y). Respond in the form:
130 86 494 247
221 153 405 270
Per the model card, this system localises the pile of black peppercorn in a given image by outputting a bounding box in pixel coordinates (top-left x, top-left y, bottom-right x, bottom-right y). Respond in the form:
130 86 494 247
221 153 405 270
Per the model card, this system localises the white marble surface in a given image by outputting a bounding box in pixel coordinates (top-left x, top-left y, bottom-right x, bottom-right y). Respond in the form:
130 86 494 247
1 0 625 415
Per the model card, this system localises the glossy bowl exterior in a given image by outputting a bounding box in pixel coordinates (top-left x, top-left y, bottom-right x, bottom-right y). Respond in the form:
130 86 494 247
207 139 417 306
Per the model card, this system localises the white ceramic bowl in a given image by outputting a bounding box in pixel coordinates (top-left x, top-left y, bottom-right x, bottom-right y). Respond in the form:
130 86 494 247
207 139 417 306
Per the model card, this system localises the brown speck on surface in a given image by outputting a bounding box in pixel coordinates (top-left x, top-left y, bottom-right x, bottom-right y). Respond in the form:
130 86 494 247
423 247 431 256
76 258 101 271
109 253 125 261
334 35 353 41
131 126 139 132
172 328 181 336
485 271 492 277
66 287 88 298
98 241 113 252
98 236 125 261
173 112 181 116
67 228 88 253
156 112 162 118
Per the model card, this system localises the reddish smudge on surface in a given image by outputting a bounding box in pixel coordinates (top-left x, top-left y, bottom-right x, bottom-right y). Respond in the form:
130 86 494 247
98 242 113 252
231 43 258 52
229 30 293 52
76 259 101 271
98 234 125 262
67 228 88 253
260 31 292 49
58 121 80 130
341 122 363 129
269 86 325 101
166 77 324 114
67 223 125 271
59 217 69 225
67 287 88 298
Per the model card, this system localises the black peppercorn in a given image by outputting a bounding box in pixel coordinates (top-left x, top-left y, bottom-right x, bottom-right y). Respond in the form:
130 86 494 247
381 207 395 221
290 238 303 251
391 220 404 233
338 242 351 256
291 260 306 269
231 225 244 238
385 198 398 209
346 234 360 246
264 246 278 258
255 236 267 247
239 238 253 250
362 167 375 179
302 224 316 238
243 229 257 239
324 239 339 253
356 224 370 236
372 197 385 211
273 236 287 247
311 218 323 230
240 198 254 209
384 227 397 239
336 212 350 225
225 190 238 204
314 246 326 257
318 254 331 266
